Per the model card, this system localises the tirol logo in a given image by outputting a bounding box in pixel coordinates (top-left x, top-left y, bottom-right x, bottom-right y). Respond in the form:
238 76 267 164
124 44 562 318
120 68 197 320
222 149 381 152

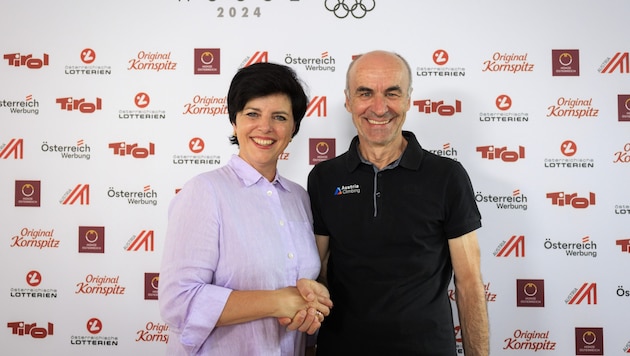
552 49 580 76
108 185 158 206
60 184 90 205
575 327 603 355
309 138 335 165
566 283 597 304
544 235 597 258
413 99 461 116
517 279 544 307
476 145 525 162
70 318 119 346
416 49 467 78
479 94 529 123
240 51 268 68
10 270 58 299
56 97 102 113
65 48 112 76
493 235 525 257
547 191 595 208
598 52 629 74
182 95 227 116
307 96 327 117
429 143 458 161
1 138 23 159
109 141 155 158
145 273 159 300
616 238 630 253
324 0 375 19
7 321 54 338
173 137 221 166
4 53 49 69
124 230 155 251
547 97 599 119
618 95 630 121
194 48 220 75
119 92 166 120
476 189 528 210
0 94 40 115
42 139 91 160
78 226 105 254
136 322 169 343
285 51 336 72
15 180 41 207
544 139 595 169
503 329 556 352
482 52 535 73
128 51 177 72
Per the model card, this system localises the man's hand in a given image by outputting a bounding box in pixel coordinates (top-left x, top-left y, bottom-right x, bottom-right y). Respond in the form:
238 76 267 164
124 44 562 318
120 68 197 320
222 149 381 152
277 279 332 334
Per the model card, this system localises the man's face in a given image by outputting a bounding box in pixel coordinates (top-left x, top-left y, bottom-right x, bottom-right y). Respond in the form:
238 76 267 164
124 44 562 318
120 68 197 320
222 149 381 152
345 52 411 149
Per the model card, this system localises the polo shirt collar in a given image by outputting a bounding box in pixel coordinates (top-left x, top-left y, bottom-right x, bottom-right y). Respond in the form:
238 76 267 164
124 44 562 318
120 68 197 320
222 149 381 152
228 154 291 191
345 130 424 172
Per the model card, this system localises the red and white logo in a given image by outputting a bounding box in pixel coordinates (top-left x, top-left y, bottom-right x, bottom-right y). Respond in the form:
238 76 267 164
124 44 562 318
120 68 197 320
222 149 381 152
546 192 595 208
495 235 525 257
4 53 49 69
496 94 512 111
413 99 462 116
307 96 327 117
432 49 449 66
86 318 102 335
476 145 525 162
134 92 150 108
0 138 23 159
26 270 42 287
80 48 96 64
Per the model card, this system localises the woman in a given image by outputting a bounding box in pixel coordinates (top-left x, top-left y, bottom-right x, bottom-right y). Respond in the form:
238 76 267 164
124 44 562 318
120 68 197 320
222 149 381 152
159 63 331 355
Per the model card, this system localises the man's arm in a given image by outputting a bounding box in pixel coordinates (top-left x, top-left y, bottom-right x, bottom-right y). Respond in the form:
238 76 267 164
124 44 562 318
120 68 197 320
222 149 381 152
448 231 489 356
315 234 330 286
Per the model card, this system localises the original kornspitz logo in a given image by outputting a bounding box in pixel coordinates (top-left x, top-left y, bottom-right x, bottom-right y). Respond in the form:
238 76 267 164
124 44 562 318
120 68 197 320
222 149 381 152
547 97 598 119
449 282 496 303
3 53 49 69
136 322 169 343
482 52 535 73
10 227 59 249
75 274 125 296
324 0 375 19
182 95 227 116
128 51 177 72
503 329 556 351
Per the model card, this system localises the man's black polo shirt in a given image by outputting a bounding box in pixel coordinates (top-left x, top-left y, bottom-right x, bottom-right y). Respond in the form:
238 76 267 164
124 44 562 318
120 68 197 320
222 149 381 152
307 131 481 355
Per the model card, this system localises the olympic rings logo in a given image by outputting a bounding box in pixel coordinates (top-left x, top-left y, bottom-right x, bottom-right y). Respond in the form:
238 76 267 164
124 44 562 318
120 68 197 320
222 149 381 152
324 0 376 19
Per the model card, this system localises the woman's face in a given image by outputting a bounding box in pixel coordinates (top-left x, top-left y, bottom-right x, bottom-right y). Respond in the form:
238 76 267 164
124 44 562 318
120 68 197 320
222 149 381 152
233 93 295 180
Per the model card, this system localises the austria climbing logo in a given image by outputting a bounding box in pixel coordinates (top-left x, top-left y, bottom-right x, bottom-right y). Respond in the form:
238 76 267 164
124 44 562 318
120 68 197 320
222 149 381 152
334 184 361 195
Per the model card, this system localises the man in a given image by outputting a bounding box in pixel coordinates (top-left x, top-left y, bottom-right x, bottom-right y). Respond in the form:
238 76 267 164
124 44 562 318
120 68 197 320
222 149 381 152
307 50 489 355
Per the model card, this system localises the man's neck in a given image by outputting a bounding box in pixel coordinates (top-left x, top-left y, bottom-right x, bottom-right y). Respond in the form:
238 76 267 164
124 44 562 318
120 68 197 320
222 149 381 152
358 136 408 170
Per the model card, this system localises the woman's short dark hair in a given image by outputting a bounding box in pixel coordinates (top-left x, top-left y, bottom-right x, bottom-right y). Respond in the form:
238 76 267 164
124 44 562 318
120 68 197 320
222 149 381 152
227 62 309 145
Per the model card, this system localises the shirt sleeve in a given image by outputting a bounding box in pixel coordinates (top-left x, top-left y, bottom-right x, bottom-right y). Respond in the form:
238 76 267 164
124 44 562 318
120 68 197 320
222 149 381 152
443 161 482 239
158 174 232 354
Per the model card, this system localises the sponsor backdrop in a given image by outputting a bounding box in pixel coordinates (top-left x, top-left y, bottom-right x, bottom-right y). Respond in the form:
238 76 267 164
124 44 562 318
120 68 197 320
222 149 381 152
1 0 629 354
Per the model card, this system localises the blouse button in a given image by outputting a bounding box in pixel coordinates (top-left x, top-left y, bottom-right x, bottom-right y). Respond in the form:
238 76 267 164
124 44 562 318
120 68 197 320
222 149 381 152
266 190 272 196
288 252 294 259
